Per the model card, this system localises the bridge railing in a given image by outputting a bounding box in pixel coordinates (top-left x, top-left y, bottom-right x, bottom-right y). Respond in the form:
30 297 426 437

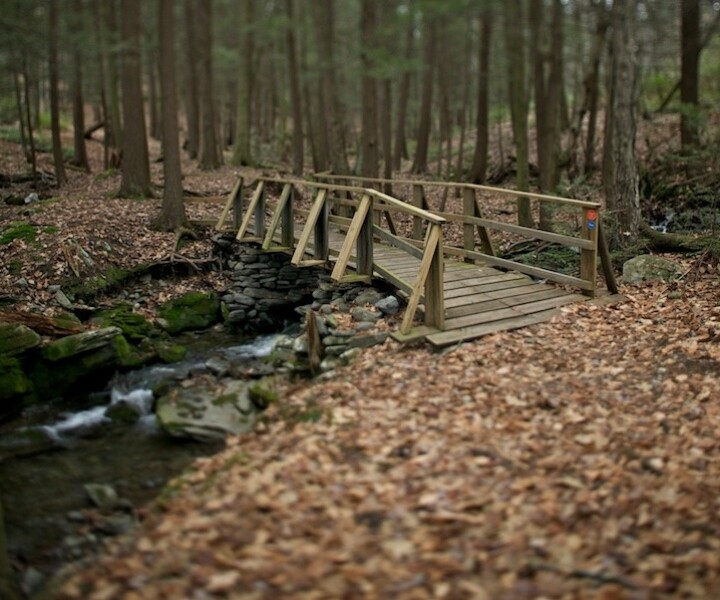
313 174 616 296
220 177 447 333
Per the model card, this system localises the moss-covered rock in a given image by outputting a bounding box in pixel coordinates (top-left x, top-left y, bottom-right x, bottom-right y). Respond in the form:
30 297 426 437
622 254 683 283
154 341 187 364
248 380 278 409
91 304 153 341
113 334 149 369
42 327 121 362
0 322 40 357
0 357 32 419
157 292 220 335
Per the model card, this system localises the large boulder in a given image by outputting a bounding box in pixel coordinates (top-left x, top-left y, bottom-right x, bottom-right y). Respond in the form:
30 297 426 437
157 292 220 335
31 327 123 398
622 254 683 283
0 322 41 357
156 379 259 442
91 303 153 342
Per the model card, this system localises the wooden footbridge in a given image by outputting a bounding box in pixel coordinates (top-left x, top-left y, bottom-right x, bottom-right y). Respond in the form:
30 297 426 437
214 175 617 347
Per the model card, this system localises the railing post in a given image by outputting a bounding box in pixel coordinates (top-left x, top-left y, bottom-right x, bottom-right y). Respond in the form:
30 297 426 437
580 207 599 296
254 184 266 240
232 179 244 231
314 191 329 260
282 185 295 250
425 224 445 330
358 195 374 277
412 184 425 240
462 187 475 263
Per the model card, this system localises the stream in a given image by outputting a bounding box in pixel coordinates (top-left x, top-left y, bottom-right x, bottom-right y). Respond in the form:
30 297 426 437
0 330 278 595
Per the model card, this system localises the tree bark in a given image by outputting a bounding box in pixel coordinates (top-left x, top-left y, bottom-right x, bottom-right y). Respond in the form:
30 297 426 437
104 0 122 164
605 0 641 249
681 0 700 148
312 0 348 174
197 0 223 170
48 0 67 187
360 0 379 178
118 0 153 197
71 0 90 171
392 21 413 170
504 0 532 227
154 0 188 231
470 10 492 183
183 0 200 159
285 0 304 174
231 0 254 166
411 18 436 174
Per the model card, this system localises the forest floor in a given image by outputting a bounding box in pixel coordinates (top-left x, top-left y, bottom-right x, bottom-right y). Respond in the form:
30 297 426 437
2 135 720 599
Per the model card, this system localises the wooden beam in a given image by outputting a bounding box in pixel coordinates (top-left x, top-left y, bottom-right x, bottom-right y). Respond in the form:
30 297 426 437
401 225 442 334
215 176 243 231
236 180 265 241
291 189 327 265
331 194 371 281
262 183 292 250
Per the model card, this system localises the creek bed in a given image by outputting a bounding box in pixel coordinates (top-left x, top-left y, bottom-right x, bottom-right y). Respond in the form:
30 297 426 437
0 330 277 594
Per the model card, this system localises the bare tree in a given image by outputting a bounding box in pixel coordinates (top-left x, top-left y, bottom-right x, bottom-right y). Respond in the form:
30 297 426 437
360 0 379 177
285 0 304 174
154 0 188 231
48 0 67 186
118 0 153 197
681 0 700 148
197 0 223 169
604 0 641 249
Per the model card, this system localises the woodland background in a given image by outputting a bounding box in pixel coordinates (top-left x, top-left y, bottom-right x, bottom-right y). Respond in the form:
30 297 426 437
0 0 719 247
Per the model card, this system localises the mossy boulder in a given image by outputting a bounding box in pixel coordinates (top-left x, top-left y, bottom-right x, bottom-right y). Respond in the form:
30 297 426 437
0 322 40 357
622 254 683 283
32 327 123 398
91 304 153 341
0 357 32 419
153 340 187 363
157 292 220 335
156 379 257 442
248 380 278 409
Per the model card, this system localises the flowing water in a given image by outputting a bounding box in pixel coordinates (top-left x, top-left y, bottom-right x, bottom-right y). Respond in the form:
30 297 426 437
0 331 278 592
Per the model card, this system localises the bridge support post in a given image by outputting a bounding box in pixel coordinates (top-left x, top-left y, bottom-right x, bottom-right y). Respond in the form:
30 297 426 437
580 207 599 296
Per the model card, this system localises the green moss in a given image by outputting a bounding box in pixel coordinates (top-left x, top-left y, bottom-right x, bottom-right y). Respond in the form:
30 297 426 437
7 259 22 276
248 380 278 409
212 393 237 407
154 341 187 364
0 222 37 245
113 335 145 369
158 292 220 335
0 357 32 403
93 303 153 341
42 226 59 234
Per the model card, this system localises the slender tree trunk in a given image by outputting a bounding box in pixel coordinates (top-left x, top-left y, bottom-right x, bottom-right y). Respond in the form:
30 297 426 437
681 0 700 148
504 0 532 227
147 46 161 141
118 0 153 197
197 0 223 169
360 0 379 178
285 0 304 174
455 20 472 185
105 0 122 165
22 61 37 180
48 0 67 186
392 22 413 170
312 0 348 173
155 0 188 231
605 0 641 249
232 0 254 165
12 71 29 162
92 0 111 169
71 0 90 171
381 79 393 192
471 10 492 183
183 0 200 159
411 19 436 174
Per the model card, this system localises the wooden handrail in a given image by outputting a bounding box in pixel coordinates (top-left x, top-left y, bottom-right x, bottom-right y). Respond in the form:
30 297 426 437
365 189 446 225
314 173 601 209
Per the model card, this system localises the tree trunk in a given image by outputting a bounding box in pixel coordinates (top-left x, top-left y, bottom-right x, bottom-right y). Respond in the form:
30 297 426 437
360 0 379 178
104 0 122 165
392 22 413 170
411 19 436 174
504 0 532 227
681 0 700 148
605 0 641 249
12 71 29 163
147 45 161 141
71 0 90 171
381 79 393 192
118 0 153 197
197 0 223 169
22 60 38 180
232 0 254 166
312 0 348 174
183 0 200 159
92 0 111 169
48 0 67 187
285 0 304 174
155 0 188 231
470 10 492 183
